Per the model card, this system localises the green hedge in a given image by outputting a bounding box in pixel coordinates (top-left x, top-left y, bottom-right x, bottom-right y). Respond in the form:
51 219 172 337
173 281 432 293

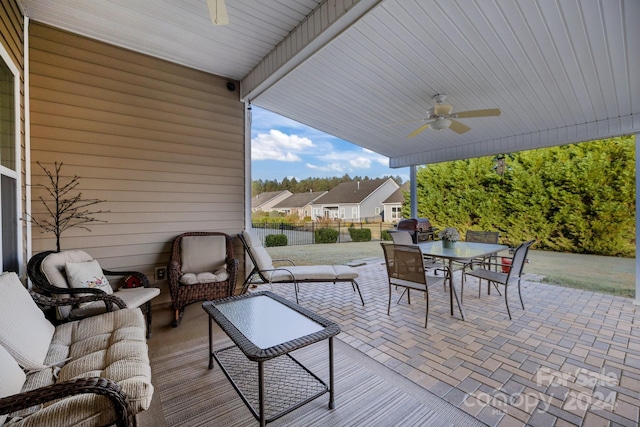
315 228 338 243
265 234 288 247
409 136 636 257
348 227 371 242
381 230 392 241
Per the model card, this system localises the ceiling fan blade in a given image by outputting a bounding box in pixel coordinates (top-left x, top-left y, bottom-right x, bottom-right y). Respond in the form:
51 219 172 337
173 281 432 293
433 104 453 115
449 120 471 134
207 0 229 25
407 123 431 138
455 108 501 118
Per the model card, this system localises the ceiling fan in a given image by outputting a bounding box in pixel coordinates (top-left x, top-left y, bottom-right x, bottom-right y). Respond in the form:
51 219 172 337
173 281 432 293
402 94 501 138
207 0 229 25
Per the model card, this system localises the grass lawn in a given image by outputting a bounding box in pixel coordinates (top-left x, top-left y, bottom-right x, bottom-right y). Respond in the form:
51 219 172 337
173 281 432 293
266 241 636 299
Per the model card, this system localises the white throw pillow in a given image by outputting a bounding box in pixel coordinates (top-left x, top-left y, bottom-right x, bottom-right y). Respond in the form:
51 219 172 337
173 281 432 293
0 272 55 370
65 260 113 296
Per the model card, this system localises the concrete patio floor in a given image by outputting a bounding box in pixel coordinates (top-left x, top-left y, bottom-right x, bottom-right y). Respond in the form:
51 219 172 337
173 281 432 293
251 262 640 427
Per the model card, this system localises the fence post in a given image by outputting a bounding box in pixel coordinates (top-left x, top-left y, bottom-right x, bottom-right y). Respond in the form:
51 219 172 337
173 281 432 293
312 221 315 244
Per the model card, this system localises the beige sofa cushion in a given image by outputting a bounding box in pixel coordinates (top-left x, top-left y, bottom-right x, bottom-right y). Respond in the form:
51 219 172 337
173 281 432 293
12 309 154 426
180 235 227 274
0 272 55 370
48 309 153 413
0 344 26 425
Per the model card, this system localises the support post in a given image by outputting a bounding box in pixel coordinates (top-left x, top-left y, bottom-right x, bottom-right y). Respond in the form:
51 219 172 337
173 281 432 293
633 133 640 305
410 165 418 219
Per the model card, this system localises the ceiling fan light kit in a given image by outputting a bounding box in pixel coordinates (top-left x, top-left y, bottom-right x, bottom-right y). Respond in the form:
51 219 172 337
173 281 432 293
430 118 451 130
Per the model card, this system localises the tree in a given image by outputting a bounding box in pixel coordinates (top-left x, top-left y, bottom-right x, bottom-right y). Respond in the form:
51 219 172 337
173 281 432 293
26 162 108 252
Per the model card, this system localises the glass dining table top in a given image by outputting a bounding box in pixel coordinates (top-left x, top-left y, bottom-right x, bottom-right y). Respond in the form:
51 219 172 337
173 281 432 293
417 240 508 260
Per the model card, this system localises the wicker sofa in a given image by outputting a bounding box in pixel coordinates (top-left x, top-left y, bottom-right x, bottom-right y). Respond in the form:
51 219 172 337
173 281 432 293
0 272 153 427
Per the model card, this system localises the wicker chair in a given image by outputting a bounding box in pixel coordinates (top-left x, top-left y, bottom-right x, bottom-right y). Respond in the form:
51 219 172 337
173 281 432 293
168 232 238 327
27 250 159 339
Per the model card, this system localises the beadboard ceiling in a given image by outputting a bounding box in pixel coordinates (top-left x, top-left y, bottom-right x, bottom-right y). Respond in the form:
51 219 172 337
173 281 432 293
20 0 640 168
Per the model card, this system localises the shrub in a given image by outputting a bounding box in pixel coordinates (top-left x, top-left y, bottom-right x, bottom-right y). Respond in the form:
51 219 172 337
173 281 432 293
348 227 371 242
381 230 392 241
265 234 287 247
315 227 338 243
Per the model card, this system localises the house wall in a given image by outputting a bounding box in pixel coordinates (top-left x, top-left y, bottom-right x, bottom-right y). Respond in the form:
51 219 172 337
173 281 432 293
383 203 403 223
359 179 398 219
27 23 246 285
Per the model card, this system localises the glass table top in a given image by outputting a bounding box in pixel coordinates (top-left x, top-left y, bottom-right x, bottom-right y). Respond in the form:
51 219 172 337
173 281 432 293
213 295 324 349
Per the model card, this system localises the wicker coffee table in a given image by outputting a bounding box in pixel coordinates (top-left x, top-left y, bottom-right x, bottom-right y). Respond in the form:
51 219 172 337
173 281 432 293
202 291 341 426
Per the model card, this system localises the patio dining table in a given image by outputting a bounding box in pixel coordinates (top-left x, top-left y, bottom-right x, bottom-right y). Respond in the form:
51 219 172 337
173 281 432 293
416 240 509 320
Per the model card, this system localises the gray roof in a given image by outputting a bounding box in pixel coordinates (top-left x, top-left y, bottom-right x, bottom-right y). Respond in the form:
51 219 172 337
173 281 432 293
383 182 409 204
251 191 289 209
314 179 390 204
272 191 327 209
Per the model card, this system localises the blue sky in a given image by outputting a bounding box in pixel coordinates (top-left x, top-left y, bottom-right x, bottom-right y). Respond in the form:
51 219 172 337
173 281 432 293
250 106 409 183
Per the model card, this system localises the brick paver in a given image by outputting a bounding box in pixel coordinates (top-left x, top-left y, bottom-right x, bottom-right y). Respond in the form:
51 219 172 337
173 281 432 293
256 262 640 426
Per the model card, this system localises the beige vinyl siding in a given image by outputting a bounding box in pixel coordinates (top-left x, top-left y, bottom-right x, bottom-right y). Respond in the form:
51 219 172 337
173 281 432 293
28 23 245 282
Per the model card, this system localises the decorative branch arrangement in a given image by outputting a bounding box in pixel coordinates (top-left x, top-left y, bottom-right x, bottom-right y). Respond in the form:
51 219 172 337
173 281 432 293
26 161 109 252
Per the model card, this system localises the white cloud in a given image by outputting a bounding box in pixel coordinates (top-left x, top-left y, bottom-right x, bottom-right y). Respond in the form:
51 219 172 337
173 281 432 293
318 148 388 171
349 157 371 168
252 129 314 162
306 163 345 172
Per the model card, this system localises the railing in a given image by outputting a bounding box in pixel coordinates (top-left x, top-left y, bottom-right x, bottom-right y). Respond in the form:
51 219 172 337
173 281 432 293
251 220 398 246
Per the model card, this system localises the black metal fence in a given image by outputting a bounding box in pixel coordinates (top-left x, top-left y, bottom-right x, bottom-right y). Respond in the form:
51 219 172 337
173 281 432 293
251 221 398 246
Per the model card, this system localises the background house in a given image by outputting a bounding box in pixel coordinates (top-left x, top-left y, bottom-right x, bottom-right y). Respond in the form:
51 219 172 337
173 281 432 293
270 191 327 218
311 178 399 221
251 191 292 213
382 182 409 223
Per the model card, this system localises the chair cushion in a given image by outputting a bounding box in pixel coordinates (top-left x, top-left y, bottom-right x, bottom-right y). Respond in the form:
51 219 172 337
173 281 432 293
266 265 358 282
41 250 94 290
251 245 274 271
0 272 55 370
68 287 160 318
180 235 227 274
0 344 26 425
180 268 230 285
242 229 262 248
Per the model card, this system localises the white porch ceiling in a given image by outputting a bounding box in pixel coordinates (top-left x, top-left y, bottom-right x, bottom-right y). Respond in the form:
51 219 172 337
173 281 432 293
20 0 640 168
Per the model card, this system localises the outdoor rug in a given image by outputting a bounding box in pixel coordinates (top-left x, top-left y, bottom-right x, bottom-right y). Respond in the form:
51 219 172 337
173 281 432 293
150 336 487 426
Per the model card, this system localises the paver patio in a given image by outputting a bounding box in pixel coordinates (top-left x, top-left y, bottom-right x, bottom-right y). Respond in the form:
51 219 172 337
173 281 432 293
255 261 640 427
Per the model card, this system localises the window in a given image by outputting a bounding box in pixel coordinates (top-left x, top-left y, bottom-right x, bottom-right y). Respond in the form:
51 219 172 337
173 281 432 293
352 207 357 219
392 206 401 220
0 51 19 273
340 208 345 219
375 207 380 215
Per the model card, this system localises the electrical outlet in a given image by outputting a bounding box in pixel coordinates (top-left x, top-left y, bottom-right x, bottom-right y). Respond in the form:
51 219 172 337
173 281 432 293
155 266 167 281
